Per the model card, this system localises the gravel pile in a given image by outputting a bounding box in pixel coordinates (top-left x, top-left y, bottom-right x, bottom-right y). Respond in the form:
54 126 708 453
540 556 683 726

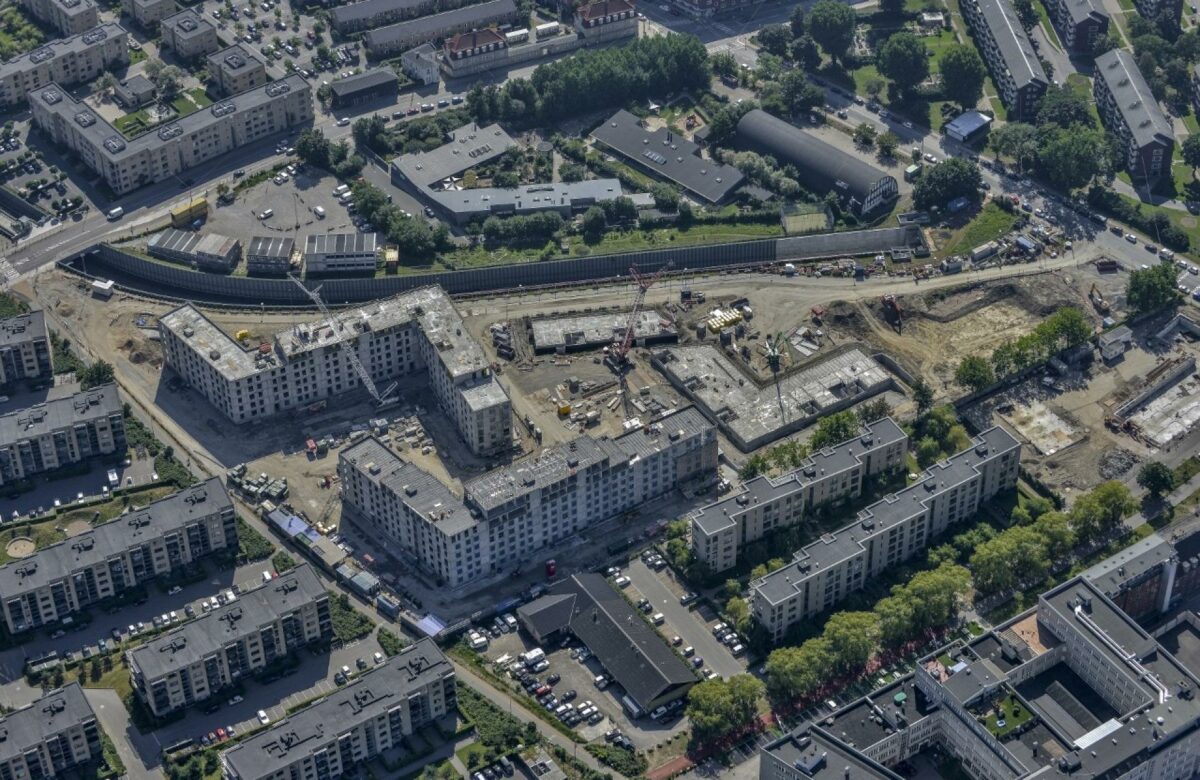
1099 448 1141 480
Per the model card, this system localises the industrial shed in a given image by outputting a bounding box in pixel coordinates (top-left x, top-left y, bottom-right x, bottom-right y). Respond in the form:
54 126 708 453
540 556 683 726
734 109 899 217
147 229 241 272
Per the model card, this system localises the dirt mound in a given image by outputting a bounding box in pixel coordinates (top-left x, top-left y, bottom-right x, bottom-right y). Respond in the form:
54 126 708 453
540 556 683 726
56 303 74 318
5 537 34 558
1098 448 1141 480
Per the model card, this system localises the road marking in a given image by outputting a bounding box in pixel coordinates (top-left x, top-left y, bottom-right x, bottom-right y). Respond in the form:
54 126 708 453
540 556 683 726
0 258 18 286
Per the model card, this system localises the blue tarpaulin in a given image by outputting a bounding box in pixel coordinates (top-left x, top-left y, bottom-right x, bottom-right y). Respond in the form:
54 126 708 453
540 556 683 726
267 508 320 542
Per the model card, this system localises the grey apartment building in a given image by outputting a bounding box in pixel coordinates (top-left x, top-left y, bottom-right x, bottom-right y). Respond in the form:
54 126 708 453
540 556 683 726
750 426 1020 642
0 23 128 108
122 0 176 28
363 0 521 57
30 74 312 196
690 418 908 573
339 406 716 587
221 638 456 780
0 478 236 634
0 384 125 488
0 684 103 780
1044 0 1108 54
0 310 53 387
20 0 98 36
961 0 1048 120
159 286 512 457
128 564 331 717
159 9 220 61
1133 0 1182 26
1094 49 1175 180
208 44 269 97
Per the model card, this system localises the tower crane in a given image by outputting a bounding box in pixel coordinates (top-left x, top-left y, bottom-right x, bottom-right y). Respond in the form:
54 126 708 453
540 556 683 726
607 261 672 370
764 331 788 421
288 276 398 407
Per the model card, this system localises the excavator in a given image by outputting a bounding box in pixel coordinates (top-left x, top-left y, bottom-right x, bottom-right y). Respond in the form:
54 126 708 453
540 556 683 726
1089 283 1111 314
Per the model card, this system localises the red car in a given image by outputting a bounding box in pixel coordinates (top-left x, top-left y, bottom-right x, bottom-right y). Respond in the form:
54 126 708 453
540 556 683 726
216 727 227 741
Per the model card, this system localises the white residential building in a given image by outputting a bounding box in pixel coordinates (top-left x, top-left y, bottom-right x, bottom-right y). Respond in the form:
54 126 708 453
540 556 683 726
159 286 512 457
0 24 128 108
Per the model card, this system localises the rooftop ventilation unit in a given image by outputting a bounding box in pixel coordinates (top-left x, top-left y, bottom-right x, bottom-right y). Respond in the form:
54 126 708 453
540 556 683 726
74 112 96 127
225 53 246 68
81 27 108 43
211 100 236 117
177 17 198 30
41 87 62 103
265 80 292 96
29 47 54 64
103 136 126 153
158 124 183 140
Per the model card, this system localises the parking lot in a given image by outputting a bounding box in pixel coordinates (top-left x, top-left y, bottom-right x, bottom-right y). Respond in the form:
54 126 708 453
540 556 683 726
621 558 746 680
479 619 690 750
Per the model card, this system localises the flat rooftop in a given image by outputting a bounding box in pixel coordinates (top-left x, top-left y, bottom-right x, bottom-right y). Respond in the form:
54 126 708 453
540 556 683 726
0 683 95 767
0 383 122 447
531 310 675 352
656 345 891 449
0 478 230 597
128 565 326 681
763 726 900 780
0 23 125 82
392 121 516 190
0 310 45 348
429 179 626 219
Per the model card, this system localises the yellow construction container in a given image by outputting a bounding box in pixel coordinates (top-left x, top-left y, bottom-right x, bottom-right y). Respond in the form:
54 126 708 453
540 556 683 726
558 403 572 416
235 329 250 341
170 197 209 228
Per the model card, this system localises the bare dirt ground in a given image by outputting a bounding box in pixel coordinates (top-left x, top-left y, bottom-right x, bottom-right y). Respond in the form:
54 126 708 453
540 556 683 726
5 538 33 558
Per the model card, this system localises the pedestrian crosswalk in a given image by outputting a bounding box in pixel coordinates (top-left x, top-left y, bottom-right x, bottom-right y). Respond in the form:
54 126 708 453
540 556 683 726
0 258 18 287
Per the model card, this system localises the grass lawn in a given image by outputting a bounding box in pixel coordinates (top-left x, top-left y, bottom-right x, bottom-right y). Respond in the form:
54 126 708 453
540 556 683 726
1184 114 1200 135
56 486 176 527
937 202 1018 257
0 520 65 566
114 110 152 137
456 743 489 769
74 663 135 700
129 47 147 64
985 693 1033 738
1065 73 1100 126
1033 0 1064 51
1104 189 1200 247
189 88 213 107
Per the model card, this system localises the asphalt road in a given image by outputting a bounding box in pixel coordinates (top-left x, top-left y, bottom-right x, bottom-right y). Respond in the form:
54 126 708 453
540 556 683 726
625 559 744 679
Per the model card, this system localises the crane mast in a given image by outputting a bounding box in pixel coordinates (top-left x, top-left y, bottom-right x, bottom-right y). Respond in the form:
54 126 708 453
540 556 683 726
611 262 672 365
288 276 398 407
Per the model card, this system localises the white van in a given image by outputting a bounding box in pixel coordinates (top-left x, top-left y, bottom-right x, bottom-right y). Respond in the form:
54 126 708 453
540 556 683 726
313 205 326 219
651 613 665 625
333 184 350 196
106 206 124 220
259 208 273 220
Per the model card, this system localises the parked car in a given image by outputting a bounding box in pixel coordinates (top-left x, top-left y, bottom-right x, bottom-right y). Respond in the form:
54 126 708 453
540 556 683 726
257 710 270 725
228 695 243 706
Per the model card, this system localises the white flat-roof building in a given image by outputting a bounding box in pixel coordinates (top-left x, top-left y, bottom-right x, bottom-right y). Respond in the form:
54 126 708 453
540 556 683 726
0 384 125 490
20 0 98 36
121 0 176 28
751 427 1020 642
690 418 908 573
0 310 53 387
339 406 716 587
303 233 378 275
0 24 128 108
158 287 512 456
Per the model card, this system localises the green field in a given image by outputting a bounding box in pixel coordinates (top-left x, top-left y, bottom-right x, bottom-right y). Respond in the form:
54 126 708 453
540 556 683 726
938 203 1018 257
984 693 1033 738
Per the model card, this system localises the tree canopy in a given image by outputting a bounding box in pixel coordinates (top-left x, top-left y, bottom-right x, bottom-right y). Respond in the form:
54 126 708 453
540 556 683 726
1137 461 1175 497
913 158 982 210
876 33 929 94
808 0 857 63
686 675 764 741
1127 262 1182 314
940 45 987 108
954 355 995 393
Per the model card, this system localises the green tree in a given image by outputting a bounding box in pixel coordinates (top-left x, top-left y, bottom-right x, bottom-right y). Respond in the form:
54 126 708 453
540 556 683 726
757 23 794 57
876 33 929 94
1013 0 1036 25
912 377 935 414
877 131 900 158
913 157 982 210
778 71 826 116
903 563 971 629
1127 262 1182 313
790 4 806 37
808 0 857 63
711 51 738 77
580 206 607 242
940 45 987 108
955 355 996 392
822 611 879 672
915 436 942 468
686 675 764 740
1037 127 1109 190
78 360 115 389
853 122 878 147
791 35 821 70
809 410 860 449
740 453 770 479
1036 84 1095 128
765 637 833 703
990 122 1039 172
857 398 893 425
725 596 753 634
1137 461 1175 497
874 594 916 647
1031 511 1075 559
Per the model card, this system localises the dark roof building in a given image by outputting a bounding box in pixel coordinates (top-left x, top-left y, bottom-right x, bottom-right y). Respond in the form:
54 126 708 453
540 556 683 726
329 68 400 108
960 0 1048 120
1094 49 1175 180
0 683 102 780
363 0 521 56
734 109 898 217
517 573 697 714
1044 0 1108 54
246 236 294 276
590 109 744 203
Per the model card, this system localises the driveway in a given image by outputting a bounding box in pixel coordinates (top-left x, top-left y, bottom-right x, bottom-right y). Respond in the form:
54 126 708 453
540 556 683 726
84 687 158 780
625 559 744 679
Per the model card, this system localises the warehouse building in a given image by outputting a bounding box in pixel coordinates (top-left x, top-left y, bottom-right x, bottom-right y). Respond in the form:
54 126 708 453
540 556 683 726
0 478 236 634
1094 49 1174 180
734 109 898 217
591 109 744 203
303 233 378 275
128 565 331 717
750 426 1020 642
20 0 98 37
159 286 512 456
690 417 908 573
220 639 456 780
0 23 129 108
208 44 268 97
329 68 400 108
518 573 697 715
121 0 176 28
427 179 627 225
245 236 294 276
332 0 477 33
961 0 1048 120
1044 0 1108 54
339 406 715 587
148 229 242 272
0 310 53 388
0 383 125 491
363 0 521 57
159 9 219 60
30 75 312 195
0 684 103 780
